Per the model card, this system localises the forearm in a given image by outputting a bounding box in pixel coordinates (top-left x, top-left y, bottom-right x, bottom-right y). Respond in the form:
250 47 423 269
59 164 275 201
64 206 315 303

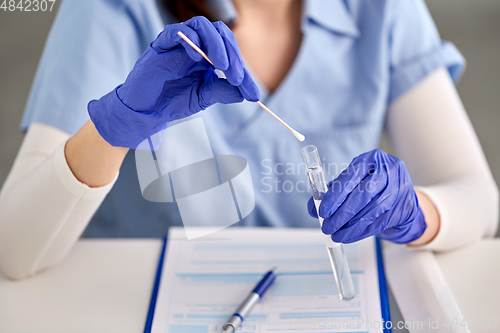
65 120 128 187
387 67 499 250
0 123 118 280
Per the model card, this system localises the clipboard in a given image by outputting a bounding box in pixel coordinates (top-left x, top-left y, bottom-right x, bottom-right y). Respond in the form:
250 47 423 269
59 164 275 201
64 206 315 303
144 236 391 333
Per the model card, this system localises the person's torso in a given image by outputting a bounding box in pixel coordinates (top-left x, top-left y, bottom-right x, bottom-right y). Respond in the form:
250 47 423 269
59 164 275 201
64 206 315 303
83 0 391 237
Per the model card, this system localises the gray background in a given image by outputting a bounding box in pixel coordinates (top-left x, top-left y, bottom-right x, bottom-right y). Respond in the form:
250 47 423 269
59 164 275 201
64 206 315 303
0 0 499 236
0 1 498 330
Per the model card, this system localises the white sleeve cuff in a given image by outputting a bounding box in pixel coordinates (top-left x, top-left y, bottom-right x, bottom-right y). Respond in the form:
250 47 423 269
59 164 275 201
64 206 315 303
412 178 498 252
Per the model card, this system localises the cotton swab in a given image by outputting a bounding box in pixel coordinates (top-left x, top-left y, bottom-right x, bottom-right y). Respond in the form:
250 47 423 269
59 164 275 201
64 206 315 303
177 31 306 142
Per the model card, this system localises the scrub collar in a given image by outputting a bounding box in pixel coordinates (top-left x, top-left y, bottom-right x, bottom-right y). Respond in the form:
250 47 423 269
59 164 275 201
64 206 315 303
208 0 360 38
303 0 360 37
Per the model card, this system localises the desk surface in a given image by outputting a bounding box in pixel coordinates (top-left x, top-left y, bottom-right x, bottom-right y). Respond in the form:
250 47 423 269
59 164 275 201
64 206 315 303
435 240 500 324
0 239 499 333
0 239 162 333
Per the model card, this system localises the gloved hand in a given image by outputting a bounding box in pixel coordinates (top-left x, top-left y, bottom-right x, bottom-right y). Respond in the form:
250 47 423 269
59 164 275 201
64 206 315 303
307 149 427 244
88 16 260 148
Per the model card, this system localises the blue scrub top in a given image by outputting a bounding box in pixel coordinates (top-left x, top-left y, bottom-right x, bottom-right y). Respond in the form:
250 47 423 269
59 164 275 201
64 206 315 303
21 0 465 237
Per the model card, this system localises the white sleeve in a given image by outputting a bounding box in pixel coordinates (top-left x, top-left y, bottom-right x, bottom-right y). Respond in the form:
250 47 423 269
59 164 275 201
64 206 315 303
0 123 117 280
386 67 499 251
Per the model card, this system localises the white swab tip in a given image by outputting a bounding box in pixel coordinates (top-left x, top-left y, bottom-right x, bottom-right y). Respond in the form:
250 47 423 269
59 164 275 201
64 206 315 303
293 131 306 142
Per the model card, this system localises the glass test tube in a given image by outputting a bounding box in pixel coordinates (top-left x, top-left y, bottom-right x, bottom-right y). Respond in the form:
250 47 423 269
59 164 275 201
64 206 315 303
301 145 355 301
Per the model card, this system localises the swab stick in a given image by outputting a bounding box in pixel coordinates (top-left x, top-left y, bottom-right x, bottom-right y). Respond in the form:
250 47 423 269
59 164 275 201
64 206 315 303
177 31 306 142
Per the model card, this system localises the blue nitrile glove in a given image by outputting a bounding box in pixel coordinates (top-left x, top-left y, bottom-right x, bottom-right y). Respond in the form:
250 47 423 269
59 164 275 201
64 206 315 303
88 16 260 148
307 149 427 244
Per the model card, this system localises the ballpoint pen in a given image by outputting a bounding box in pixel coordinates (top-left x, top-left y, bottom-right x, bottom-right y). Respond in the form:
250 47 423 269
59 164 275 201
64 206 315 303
222 267 278 333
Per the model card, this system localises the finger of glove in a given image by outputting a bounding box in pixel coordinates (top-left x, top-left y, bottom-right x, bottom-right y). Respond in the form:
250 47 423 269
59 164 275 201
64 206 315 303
377 224 411 243
237 68 261 102
329 197 393 243
378 213 426 244
320 169 389 234
184 17 229 70
331 217 382 244
211 21 260 101
152 24 204 62
212 21 245 86
318 162 366 219
199 70 244 109
307 196 318 218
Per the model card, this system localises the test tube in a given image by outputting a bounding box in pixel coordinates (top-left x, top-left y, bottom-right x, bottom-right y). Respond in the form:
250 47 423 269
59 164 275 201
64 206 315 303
301 145 355 301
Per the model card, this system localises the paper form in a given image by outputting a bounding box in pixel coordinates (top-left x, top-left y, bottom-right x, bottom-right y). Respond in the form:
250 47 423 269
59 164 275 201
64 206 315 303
151 227 384 333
